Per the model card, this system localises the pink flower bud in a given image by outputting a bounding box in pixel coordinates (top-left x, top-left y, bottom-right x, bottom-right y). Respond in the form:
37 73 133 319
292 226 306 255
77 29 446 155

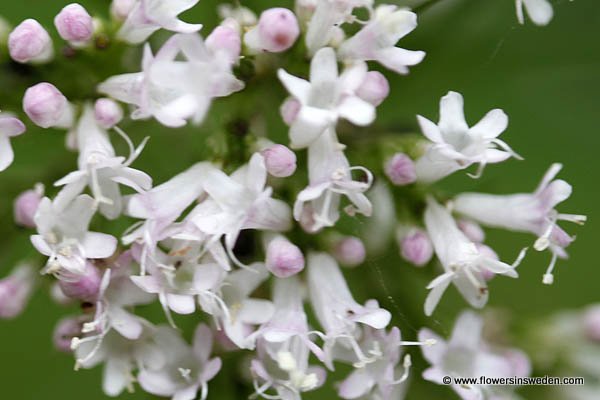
503 349 531 377
0 264 35 319
357 71 390 106
334 236 366 267
110 0 136 21
261 144 297 178
399 228 433 267
54 4 94 44
266 237 305 278
457 219 486 243
13 183 44 228
385 153 416 186
244 8 300 53
280 97 301 125
94 98 123 129
583 305 600 342
58 262 102 302
206 24 241 64
23 82 73 129
8 19 53 64
53 317 82 352
476 243 499 281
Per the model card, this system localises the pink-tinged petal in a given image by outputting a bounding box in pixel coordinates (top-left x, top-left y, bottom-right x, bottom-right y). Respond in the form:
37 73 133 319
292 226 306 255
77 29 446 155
417 115 443 143
375 47 426 74
138 369 178 397
102 357 130 397
30 235 52 256
338 368 374 399
202 357 222 382
82 232 117 259
439 91 468 134
0 134 15 171
449 311 483 350
0 117 26 137
418 328 447 364
173 384 200 400
193 323 213 363
130 275 162 293
539 179 572 210
422 366 445 384
110 307 143 340
337 96 375 127
470 109 508 139
166 293 196 314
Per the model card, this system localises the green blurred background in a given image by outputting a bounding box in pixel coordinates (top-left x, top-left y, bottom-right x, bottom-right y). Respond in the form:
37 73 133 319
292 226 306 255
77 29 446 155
0 0 598 398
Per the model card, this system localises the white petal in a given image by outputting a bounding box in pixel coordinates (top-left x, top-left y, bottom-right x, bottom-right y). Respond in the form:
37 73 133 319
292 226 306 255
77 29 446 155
470 109 508 139
337 96 375 126
289 106 334 149
309 47 338 86
277 69 311 103
82 232 118 259
0 134 14 171
417 115 443 143
523 0 553 26
167 294 196 314
375 47 425 74
439 91 469 134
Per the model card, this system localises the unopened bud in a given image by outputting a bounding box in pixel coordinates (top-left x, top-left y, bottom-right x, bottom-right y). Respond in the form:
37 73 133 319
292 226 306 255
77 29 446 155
0 264 35 319
244 8 300 53
53 317 82 352
110 0 136 21
206 23 241 64
54 4 94 44
266 237 305 278
13 183 44 228
23 82 73 129
385 153 416 186
583 305 600 342
333 236 366 267
58 262 102 302
8 19 53 64
280 97 301 125
357 71 390 106
94 98 123 129
399 228 433 267
261 144 297 178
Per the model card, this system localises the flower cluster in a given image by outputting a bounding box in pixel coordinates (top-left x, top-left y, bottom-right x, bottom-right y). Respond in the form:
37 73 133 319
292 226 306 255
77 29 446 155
0 1 584 400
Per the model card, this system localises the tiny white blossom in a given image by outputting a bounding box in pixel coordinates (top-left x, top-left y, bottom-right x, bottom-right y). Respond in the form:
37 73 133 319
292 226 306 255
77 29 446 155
516 0 553 26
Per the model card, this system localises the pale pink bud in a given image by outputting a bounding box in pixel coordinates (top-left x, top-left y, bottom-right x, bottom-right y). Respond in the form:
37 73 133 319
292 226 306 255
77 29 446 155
357 71 390 106
503 349 531 377
206 24 241 64
94 98 123 129
280 97 301 125
54 4 94 44
53 317 81 352
110 0 136 21
244 8 300 53
266 237 305 278
476 243 499 281
8 19 53 64
58 262 102 302
0 264 35 319
334 236 366 267
400 229 433 267
385 153 416 186
458 219 486 243
583 305 600 342
261 144 297 178
13 183 44 228
23 82 73 129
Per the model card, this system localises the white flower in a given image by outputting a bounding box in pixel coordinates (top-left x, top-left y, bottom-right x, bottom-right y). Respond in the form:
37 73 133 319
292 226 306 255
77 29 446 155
453 163 586 285
31 195 118 277
117 0 202 44
415 91 521 183
307 252 391 367
138 323 222 400
294 129 373 232
419 311 531 400
278 47 375 149
191 153 291 267
304 0 373 55
339 5 425 74
54 106 151 219
516 0 553 26
423 197 526 316
99 33 243 128
0 113 25 171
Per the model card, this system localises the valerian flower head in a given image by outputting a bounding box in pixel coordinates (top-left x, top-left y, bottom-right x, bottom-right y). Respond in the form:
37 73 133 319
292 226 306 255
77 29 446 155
31 195 118 277
453 163 586 285
415 91 521 183
117 0 202 44
54 106 151 219
338 6 425 74
99 33 243 127
423 197 527 316
516 0 553 26
419 311 531 400
278 47 375 149
0 113 26 171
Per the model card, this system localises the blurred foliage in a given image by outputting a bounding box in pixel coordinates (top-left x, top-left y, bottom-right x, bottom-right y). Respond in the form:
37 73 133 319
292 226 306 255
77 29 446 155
0 0 598 399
